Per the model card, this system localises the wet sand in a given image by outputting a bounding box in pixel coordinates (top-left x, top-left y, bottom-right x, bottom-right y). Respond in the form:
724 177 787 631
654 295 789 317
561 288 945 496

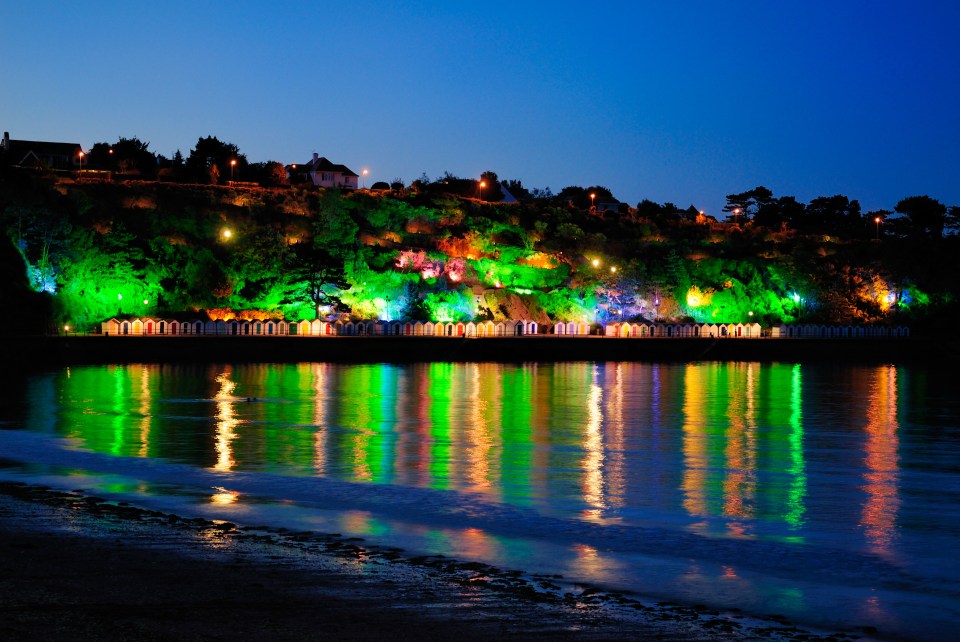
0 482 864 641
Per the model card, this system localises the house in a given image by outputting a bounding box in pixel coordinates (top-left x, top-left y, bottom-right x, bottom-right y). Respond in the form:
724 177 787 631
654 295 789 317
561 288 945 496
289 152 359 189
1 131 83 171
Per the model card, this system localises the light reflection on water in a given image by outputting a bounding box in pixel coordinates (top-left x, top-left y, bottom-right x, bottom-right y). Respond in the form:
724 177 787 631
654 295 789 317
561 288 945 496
4 361 960 640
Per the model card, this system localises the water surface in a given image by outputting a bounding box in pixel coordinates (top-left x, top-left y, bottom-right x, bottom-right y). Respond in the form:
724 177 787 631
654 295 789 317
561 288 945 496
2 361 958 640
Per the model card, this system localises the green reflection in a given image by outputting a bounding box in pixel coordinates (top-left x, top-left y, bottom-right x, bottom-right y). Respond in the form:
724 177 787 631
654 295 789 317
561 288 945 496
35 361 831 538
499 365 534 505
786 364 807 529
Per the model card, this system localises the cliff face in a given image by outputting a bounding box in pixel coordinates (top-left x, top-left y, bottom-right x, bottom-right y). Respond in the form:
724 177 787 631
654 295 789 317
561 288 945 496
480 289 551 324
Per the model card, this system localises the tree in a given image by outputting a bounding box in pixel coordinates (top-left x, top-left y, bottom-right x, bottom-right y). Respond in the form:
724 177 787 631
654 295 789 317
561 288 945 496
895 195 947 239
801 195 861 236
754 195 804 230
478 171 505 202
185 136 247 184
246 161 288 186
723 186 774 222
555 185 616 210
86 137 159 177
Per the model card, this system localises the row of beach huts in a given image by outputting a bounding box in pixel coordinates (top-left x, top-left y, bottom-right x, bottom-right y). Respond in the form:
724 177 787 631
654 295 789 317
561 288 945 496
98 317 909 339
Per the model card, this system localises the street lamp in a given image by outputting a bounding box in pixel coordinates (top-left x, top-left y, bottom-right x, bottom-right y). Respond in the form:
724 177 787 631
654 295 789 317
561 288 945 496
592 258 600 267
874 216 881 240
733 207 741 225
117 293 123 315
590 193 596 209
230 159 237 182
362 169 368 189
222 228 232 240
78 151 84 179
478 180 486 201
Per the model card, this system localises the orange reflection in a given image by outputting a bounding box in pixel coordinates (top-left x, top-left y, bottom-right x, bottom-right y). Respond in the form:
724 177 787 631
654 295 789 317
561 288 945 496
465 364 496 494
681 366 709 517
861 366 900 557
580 366 605 521
213 369 239 472
211 486 240 505
137 365 152 458
723 363 756 522
460 526 497 559
602 363 626 511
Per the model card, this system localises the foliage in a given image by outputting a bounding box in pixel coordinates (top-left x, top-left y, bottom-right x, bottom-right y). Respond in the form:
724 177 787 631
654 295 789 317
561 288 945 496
185 136 246 184
1 166 955 333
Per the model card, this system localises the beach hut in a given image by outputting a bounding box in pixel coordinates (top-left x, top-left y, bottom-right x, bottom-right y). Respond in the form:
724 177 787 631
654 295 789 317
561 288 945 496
414 322 425 336
478 321 495 337
465 322 476 337
495 322 507 336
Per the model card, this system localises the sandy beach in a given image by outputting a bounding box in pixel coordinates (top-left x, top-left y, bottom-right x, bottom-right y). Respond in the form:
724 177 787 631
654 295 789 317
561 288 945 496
0 481 861 642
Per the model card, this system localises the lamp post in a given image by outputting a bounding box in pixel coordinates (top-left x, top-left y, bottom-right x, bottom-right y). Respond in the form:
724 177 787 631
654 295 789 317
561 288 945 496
733 207 741 226
78 151 84 179
590 193 596 210
362 169 368 189
230 159 237 183
117 293 123 315
874 216 881 240
478 180 486 201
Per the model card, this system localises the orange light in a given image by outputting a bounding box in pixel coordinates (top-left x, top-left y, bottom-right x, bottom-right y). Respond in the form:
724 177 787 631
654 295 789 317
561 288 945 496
480 181 486 188
230 159 237 167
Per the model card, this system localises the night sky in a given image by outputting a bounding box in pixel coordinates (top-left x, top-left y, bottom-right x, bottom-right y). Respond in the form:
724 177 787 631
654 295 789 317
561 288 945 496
2 1 958 217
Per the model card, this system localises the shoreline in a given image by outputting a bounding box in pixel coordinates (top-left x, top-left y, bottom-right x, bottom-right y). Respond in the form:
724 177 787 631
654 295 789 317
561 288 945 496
0 481 865 641
2 334 952 368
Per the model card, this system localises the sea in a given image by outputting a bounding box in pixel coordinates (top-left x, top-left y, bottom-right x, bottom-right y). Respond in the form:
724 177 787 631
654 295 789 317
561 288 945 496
1 361 958 641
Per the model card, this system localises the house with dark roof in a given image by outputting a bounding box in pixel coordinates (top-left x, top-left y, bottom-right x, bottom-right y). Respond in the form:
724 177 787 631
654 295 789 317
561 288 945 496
1 131 83 171
288 152 359 189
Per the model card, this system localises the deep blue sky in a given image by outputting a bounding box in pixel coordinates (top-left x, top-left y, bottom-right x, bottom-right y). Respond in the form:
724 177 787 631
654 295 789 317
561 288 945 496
2 1 958 217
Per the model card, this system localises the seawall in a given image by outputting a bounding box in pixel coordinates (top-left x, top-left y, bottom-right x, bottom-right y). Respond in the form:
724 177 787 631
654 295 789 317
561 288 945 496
2 335 953 368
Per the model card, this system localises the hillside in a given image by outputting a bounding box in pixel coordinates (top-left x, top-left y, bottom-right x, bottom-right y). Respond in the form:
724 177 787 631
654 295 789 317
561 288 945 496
1 169 956 335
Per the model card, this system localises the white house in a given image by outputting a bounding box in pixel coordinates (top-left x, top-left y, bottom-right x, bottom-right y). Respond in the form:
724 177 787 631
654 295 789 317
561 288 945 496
289 153 359 189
